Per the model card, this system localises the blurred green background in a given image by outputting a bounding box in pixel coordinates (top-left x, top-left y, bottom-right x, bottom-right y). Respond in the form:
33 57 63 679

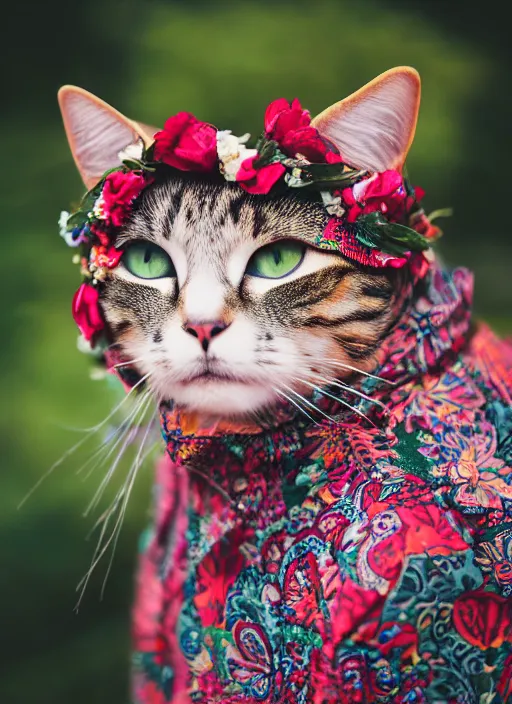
1 1 511 702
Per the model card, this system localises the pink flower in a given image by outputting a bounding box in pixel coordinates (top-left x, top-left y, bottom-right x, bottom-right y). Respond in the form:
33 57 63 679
264 97 339 163
89 222 110 247
72 283 104 341
264 98 310 141
90 245 123 270
153 112 217 172
102 171 146 228
342 170 407 223
325 151 343 164
236 156 286 195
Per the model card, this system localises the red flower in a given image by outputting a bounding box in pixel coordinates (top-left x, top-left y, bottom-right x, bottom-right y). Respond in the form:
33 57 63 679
153 112 217 172
264 97 338 163
236 156 286 195
325 151 344 164
102 171 146 228
342 170 407 223
193 539 244 629
264 98 310 141
281 125 330 162
72 283 104 341
89 222 110 247
452 589 512 649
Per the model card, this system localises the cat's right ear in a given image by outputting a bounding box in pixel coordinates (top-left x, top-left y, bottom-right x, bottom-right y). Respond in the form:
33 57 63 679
58 86 157 189
312 67 421 173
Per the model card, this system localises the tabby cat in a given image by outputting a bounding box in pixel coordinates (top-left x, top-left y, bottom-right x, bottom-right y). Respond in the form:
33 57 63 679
58 68 512 703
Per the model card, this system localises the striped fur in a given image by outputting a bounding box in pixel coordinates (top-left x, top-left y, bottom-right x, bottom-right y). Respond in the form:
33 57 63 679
101 173 405 417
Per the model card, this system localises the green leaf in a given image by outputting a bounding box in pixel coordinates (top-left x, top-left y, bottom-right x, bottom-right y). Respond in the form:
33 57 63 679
63 167 123 231
427 207 453 222
65 211 87 229
353 211 431 255
297 163 367 190
121 158 156 172
253 138 285 167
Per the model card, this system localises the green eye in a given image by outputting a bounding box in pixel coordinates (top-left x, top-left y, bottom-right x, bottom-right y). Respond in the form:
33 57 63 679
246 241 305 279
123 242 175 279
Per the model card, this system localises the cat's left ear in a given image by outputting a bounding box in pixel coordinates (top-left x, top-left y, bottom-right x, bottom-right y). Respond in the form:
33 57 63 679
58 86 158 189
312 67 421 172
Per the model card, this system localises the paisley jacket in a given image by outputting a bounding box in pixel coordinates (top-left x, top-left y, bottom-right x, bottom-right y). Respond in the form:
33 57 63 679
131 265 512 704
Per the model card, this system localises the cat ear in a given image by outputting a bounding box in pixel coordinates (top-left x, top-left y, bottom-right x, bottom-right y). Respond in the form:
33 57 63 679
312 67 421 172
58 86 158 189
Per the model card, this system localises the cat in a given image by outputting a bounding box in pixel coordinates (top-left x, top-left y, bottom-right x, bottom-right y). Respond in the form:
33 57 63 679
58 68 512 703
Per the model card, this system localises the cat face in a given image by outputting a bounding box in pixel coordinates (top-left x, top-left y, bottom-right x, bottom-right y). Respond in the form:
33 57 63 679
58 67 421 418
101 174 400 415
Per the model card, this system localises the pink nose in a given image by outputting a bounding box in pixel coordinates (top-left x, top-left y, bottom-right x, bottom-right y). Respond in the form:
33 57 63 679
183 320 230 352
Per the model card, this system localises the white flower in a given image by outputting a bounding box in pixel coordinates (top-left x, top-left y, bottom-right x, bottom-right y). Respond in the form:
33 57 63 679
118 139 145 163
92 194 106 220
58 210 70 237
59 210 84 247
216 130 257 181
77 333 104 360
77 334 94 355
321 191 345 217
216 130 241 160
284 167 308 188
90 366 108 381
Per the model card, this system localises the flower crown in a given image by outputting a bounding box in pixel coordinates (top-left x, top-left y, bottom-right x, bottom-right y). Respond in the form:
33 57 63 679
60 97 442 346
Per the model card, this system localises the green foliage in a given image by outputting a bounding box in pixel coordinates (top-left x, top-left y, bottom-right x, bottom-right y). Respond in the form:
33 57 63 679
354 212 432 255
0 2 510 703
294 163 367 190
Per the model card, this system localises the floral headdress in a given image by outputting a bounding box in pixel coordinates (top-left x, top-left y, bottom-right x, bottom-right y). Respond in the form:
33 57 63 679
60 97 442 347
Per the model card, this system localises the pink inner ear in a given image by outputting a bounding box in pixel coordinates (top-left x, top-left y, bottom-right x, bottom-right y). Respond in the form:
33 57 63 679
60 91 140 187
312 69 421 172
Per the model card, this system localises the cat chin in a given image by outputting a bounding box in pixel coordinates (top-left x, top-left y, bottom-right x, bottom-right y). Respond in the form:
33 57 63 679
167 379 277 417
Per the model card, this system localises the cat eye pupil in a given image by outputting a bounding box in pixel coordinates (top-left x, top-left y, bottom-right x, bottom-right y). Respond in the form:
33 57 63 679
144 249 151 264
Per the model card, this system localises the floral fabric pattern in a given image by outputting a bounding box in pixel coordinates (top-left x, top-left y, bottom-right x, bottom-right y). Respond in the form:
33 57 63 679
132 264 512 703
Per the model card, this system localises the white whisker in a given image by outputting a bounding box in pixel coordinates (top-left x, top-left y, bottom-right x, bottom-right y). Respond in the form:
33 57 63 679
281 382 340 425
322 358 395 385
309 371 387 410
273 386 319 425
83 392 154 516
17 372 152 510
113 357 146 369
75 407 159 609
291 376 375 427
99 434 158 600
76 391 151 480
